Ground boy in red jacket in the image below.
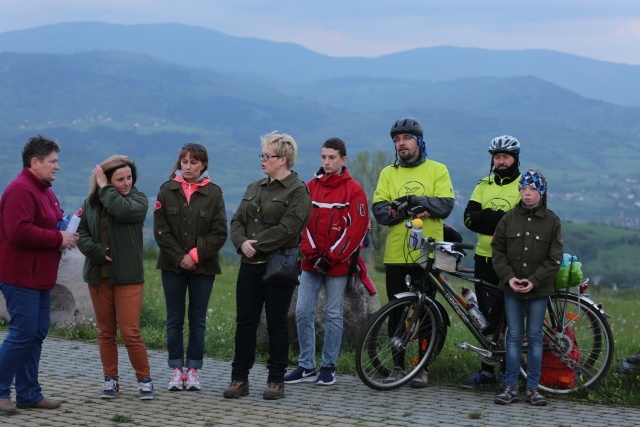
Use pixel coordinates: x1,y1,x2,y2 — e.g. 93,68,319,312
285,138,369,386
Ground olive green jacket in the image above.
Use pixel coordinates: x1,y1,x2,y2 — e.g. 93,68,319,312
231,171,311,263
154,178,227,275
77,185,148,285
492,201,563,299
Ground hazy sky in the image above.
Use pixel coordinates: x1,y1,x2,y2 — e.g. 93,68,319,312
1,0,639,65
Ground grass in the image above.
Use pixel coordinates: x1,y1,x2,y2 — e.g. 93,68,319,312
40,259,640,406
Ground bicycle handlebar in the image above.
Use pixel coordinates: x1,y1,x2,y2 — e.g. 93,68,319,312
424,236,474,251
453,242,474,250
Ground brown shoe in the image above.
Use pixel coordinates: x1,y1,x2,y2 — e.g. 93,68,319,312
16,398,61,410
0,398,17,415
263,382,285,400
222,380,249,398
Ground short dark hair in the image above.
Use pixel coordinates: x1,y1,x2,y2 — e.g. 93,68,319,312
22,135,60,168
322,137,347,157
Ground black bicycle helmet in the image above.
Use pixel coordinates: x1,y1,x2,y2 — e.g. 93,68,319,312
488,135,520,154
390,118,423,138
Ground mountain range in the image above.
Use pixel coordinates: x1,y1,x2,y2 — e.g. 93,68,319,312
1,22,639,107
0,22,639,232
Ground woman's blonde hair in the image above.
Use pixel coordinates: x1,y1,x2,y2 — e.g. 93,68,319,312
88,154,136,205
261,132,297,169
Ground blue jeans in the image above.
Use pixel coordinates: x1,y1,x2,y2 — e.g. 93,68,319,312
0,282,50,406
503,293,548,389
162,271,215,369
231,263,295,383
296,270,347,369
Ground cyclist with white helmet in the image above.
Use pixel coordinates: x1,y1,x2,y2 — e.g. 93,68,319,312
459,135,522,389
372,117,455,389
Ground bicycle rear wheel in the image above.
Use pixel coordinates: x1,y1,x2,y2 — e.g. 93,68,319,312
355,295,444,390
520,292,614,394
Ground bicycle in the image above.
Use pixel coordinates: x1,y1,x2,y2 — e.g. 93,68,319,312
355,220,614,394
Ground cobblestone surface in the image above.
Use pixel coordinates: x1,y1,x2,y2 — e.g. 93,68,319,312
1,331,639,426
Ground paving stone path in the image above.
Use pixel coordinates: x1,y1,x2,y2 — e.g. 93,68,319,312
1,331,639,426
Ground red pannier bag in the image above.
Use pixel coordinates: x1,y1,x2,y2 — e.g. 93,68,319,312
540,326,580,389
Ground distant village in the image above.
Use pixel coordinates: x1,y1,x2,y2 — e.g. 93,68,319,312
549,175,640,230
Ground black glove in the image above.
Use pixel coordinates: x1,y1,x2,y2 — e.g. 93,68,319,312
482,208,506,226
390,195,411,216
407,204,428,216
311,256,332,273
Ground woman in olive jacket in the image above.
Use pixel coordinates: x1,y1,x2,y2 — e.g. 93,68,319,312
223,132,311,401
154,143,227,391
77,155,155,400
491,169,563,407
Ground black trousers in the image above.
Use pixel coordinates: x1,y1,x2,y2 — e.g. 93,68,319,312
474,254,505,373
231,263,295,383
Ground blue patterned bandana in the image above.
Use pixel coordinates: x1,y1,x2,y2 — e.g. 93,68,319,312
518,170,546,195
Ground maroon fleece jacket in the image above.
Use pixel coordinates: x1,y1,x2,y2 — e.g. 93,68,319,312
0,168,63,289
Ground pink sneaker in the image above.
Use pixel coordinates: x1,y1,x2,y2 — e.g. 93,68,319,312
186,368,202,390
168,368,186,391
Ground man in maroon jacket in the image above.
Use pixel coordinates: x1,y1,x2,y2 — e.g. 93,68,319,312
0,135,78,415
284,137,369,386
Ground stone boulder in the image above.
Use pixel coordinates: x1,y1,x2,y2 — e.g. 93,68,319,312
257,275,381,350
0,248,95,328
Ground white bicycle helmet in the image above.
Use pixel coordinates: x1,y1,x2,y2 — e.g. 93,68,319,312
488,135,520,154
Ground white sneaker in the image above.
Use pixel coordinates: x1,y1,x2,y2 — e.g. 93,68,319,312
185,368,201,391
168,368,186,391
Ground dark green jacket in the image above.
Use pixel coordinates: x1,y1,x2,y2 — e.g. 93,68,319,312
77,185,148,285
492,201,563,299
153,178,227,274
231,171,311,263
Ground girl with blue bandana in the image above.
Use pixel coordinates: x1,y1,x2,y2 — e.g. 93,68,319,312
491,169,564,406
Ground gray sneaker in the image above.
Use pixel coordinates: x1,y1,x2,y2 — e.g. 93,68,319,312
410,370,428,388
99,378,120,399
137,379,155,400
524,387,547,406
383,366,405,384
494,386,520,404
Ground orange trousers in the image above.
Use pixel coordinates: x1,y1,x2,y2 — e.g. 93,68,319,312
88,280,151,381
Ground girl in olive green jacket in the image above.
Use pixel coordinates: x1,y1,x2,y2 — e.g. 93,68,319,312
77,155,155,400
153,143,227,391
491,169,563,407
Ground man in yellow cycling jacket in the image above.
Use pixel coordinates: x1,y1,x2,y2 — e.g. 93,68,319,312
372,117,455,388
459,135,522,389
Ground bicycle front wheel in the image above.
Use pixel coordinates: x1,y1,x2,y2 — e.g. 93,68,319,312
355,295,444,390
520,292,614,394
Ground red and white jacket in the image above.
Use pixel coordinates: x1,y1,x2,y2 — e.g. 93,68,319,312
300,167,369,276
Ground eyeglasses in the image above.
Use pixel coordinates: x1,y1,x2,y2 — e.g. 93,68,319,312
393,134,417,143
259,154,282,161
182,143,206,152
